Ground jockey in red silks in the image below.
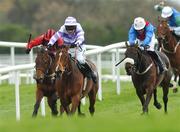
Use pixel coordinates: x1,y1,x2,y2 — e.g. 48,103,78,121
128,17,167,74
25,29,63,54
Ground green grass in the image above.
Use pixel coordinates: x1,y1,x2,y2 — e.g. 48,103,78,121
0,81,180,132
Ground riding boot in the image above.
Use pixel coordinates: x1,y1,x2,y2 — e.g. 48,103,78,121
153,51,167,74
82,62,97,83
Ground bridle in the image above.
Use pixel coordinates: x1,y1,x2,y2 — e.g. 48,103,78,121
158,22,179,54
34,53,55,81
55,50,72,76
127,47,153,75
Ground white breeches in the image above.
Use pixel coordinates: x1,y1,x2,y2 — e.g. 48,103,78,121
173,27,180,36
68,45,86,64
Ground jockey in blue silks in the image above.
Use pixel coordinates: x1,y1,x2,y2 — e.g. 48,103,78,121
154,4,180,37
128,17,167,74
48,16,96,83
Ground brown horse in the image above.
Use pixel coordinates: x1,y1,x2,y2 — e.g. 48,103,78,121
157,19,180,92
54,46,98,116
32,47,58,117
124,44,172,114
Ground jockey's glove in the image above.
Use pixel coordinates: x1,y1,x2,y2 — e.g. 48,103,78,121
25,48,31,54
47,44,53,50
75,40,82,47
140,45,150,50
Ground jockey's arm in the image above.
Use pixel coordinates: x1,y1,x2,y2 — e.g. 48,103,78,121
75,31,85,46
143,31,154,46
26,35,44,49
74,24,85,46
128,26,137,45
142,24,154,46
48,31,61,46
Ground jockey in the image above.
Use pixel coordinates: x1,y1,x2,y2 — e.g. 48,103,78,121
154,4,180,38
47,16,97,83
128,17,167,74
25,29,63,55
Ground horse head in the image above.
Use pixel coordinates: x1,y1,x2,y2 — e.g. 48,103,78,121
34,46,52,83
157,18,170,40
54,46,71,76
157,17,178,53
124,44,150,75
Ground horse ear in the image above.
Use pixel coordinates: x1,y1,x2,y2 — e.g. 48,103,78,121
125,41,129,48
134,41,139,48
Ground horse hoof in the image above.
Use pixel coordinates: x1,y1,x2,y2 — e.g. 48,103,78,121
78,113,85,117
52,112,58,116
32,114,37,118
173,88,178,93
154,103,162,109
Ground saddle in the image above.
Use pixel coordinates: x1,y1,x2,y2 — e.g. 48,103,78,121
146,51,167,74
70,56,87,76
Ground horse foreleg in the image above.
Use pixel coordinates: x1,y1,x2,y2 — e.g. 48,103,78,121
88,88,97,116
70,95,80,115
162,86,169,113
153,89,162,109
60,100,70,115
143,88,153,114
32,89,43,117
78,101,85,117
47,96,58,116
135,90,145,108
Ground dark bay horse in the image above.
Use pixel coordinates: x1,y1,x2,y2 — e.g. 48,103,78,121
157,19,180,92
32,47,58,117
124,44,172,114
54,46,98,116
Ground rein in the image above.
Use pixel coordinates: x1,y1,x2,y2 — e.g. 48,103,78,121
55,51,72,75
134,49,153,75
161,40,180,54
135,63,153,75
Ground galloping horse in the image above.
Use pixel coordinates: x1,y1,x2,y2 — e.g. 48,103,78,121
124,44,172,114
32,47,58,117
54,46,98,116
157,19,180,92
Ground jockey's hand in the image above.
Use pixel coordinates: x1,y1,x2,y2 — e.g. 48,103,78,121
47,44,53,50
25,48,31,54
75,40,82,47
169,27,175,32
140,45,150,50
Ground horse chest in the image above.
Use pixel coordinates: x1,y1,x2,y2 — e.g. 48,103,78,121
38,85,56,96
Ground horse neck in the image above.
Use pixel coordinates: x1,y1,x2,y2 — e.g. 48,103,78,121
165,30,177,48
136,52,152,73
46,56,54,74
67,57,78,73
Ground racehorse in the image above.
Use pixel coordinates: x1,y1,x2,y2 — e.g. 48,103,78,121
32,47,58,117
54,46,98,116
123,44,172,114
157,19,180,92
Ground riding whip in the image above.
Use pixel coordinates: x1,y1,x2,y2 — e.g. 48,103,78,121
115,57,126,67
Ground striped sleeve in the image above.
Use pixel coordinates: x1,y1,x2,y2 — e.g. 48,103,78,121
48,30,62,46
76,24,85,44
